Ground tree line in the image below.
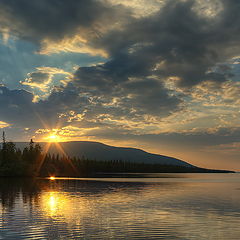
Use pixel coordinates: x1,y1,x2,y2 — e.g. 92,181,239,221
0,132,42,176
0,132,231,177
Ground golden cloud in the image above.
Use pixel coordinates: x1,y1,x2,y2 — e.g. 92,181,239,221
0,121,10,128
39,36,108,58
21,67,72,92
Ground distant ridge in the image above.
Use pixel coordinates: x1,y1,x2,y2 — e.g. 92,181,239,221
15,141,193,167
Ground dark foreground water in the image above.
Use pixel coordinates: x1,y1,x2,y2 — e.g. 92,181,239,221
0,174,240,240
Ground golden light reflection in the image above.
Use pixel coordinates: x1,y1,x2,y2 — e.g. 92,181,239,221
49,194,56,210
41,191,88,220
49,176,56,180
44,192,63,216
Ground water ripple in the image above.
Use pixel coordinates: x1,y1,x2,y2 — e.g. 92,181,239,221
0,174,240,239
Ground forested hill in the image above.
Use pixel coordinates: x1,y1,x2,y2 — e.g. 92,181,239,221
15,141,192,167
0,140,234,177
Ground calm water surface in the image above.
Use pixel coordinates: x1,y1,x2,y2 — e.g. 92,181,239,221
0,173,240,239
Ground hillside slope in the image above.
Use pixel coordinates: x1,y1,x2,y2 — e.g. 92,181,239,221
15,141,193,167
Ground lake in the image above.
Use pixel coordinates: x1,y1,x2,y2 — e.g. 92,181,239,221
1,173,240,239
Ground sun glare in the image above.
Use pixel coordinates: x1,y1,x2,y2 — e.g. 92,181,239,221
47,134,61,142
50,176,56,180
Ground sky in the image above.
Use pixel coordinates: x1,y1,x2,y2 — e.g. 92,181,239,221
0,0,239,171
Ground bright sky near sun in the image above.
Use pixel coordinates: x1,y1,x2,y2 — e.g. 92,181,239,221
0,0,239,170
46,135,62,142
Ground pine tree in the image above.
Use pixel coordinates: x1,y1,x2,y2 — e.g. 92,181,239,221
2,131,6,160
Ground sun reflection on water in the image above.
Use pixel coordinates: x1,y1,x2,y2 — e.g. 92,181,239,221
42,191,70,217
41,190,89,222
46,192,60,216
1,176,240,239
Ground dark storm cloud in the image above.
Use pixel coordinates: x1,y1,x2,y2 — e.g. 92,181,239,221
0,0,126,43
74,64,182,117
84,0,240,87
1,0,240,89
69,0,240,121
122,79,182,114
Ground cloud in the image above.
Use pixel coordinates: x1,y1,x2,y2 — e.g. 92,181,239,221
0,120,10,128
0,38,103,94
2,0,240,87
0,86,38,127
205,142,240,155
73,66,183,118
1,0,240,129
23,72,51,89
39,36,108,57
0,85,67,129
1,0,240,116
21,67,72,91
82,0,239,88
107,0,164,18
0,0,130,55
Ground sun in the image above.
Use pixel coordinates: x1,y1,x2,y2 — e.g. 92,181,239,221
47,134,61,142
